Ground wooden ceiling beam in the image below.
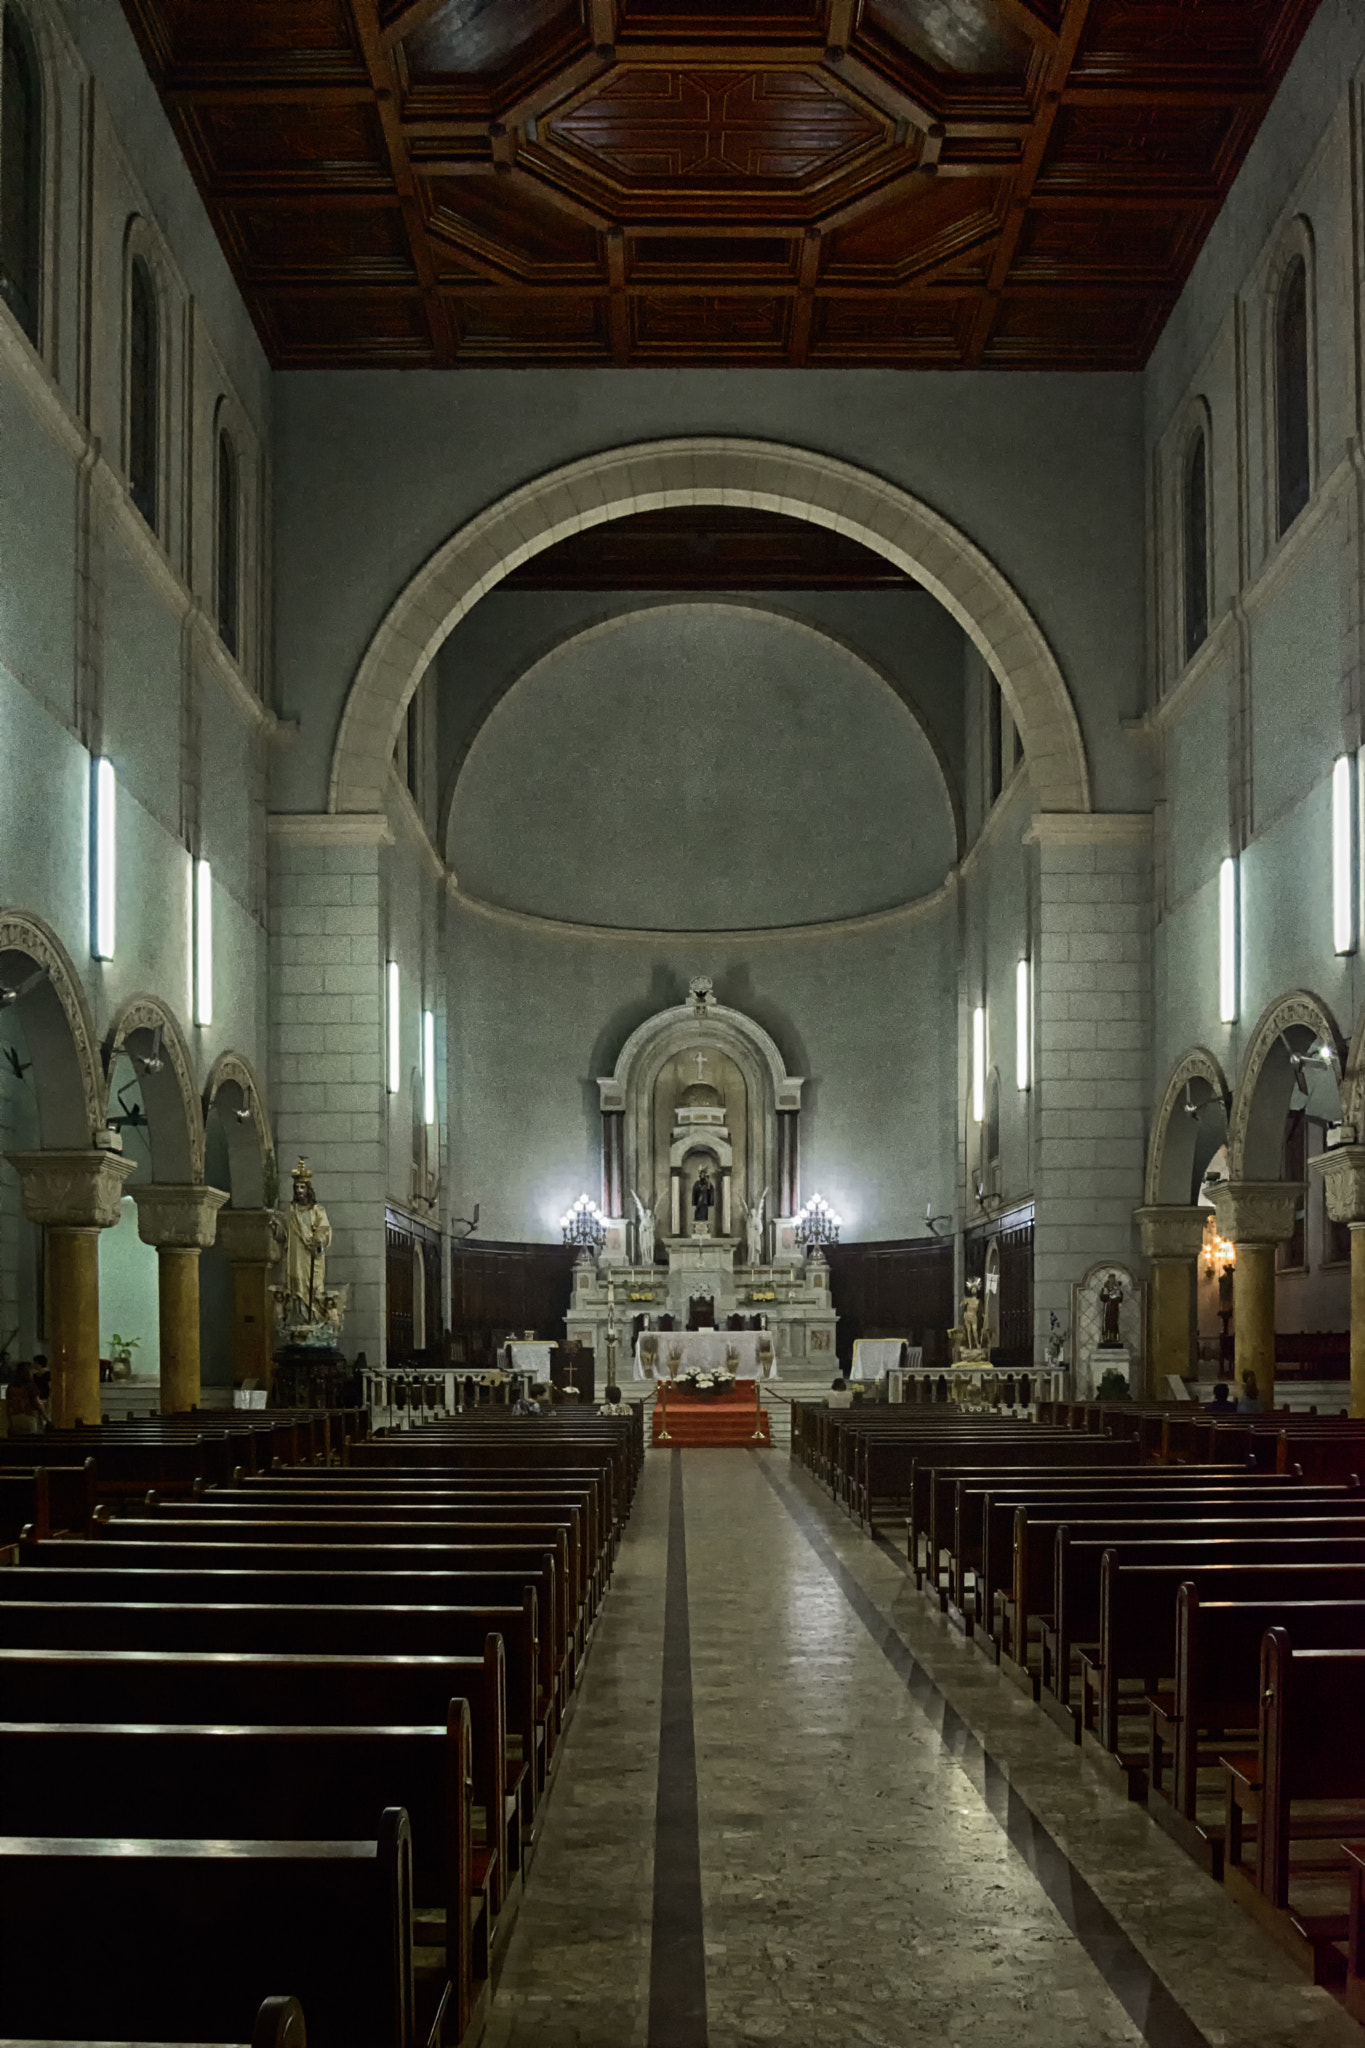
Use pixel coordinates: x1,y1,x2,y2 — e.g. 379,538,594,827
963,0,1095,366
991,0,1060,48
379,0,451,48
788,228,821,364
347,0,457,365
164,82,375,106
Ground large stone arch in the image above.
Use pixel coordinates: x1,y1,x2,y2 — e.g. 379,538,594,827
103,996,205,1184
436,598,967,868
1145,1047,1232,1206
1228,990,1345,1182
203,1051,275,1208
0,910,105,1147
331,438,1090,818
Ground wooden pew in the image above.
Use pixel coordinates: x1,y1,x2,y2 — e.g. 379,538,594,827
1222,1635,1365,1985
0,1452,96,1534
0,1992,308,2048
0,1715,480,2044
0,1810,434,2048
902,1435,1141,1566
1146,1585,1365,1872
0,1467,49,1545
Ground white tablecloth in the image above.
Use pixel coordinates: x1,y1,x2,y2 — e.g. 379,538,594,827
634,1331,776,1380
850,1338,908,1381
508,1341,555,1378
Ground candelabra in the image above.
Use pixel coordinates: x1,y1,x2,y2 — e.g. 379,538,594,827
795,1191,842,1260
561,1193,606,1258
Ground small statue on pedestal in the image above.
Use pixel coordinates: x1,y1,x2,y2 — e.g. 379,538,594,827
691,1166,716,1235
960,1280,984,1354
631,1189,658,1266
1099,1271,1125,1348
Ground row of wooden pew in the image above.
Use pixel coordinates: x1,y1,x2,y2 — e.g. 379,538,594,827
0,1404,644,2046
792,1398,1365,2004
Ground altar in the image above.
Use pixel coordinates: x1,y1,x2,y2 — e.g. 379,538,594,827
633,1329,775,1380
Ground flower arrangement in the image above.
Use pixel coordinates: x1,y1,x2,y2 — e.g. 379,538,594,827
674,1367,736,1397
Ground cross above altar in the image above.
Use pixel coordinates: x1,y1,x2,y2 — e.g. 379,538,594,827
693,1051,710,1084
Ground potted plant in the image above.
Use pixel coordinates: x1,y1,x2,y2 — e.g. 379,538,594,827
108,1333,140,1381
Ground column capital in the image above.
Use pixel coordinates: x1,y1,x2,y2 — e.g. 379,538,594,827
216,1206,287,1266
1308,1146,1365,1226
1212,1179,1301,1246
1134,1205,1207,1261
132,1184,230,1251
4,1148,138,1229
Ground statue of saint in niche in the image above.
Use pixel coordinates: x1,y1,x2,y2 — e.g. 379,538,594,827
691,1166,716,1233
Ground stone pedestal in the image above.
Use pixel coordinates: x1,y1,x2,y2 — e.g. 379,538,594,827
4,1149,138,1426
132,1185,230,1414
216,1208,286,1392
1135,1206,1206,1397
1310,1147,1365,1418
1212,1182,1301,1412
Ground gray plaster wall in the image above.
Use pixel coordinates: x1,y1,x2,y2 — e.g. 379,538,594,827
272,368,1148,819
447,603,956,931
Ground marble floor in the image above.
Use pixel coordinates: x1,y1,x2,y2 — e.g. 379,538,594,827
484,1447,1360,2048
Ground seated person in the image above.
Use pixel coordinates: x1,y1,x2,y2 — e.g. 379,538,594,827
513,1382,547,1416
1206,1379,1235,1413
598,1383,629,1418
827,1375,853,1410
5,1362,48,1434
1237,1371,1264,1414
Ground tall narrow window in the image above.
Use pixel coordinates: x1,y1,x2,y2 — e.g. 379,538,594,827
1275,254,1310,537
0,8,41,344
1182,428,1209,662
128,255,159,531
215,425,240,657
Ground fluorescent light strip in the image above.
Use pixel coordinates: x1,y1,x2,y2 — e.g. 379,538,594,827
972,1005,986,1124
1219,856,1239,1024
194,859,213,1027
387,961,401,1096
1333,754,1355,954
423,1009,436,1126
92,757,116,960
1016,958,1030,1091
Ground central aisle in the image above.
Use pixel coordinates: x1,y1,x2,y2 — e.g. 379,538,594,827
485,1451,1359,2048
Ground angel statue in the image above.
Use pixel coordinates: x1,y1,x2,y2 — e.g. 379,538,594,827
740,1187,768,1267
631,1190,659,1267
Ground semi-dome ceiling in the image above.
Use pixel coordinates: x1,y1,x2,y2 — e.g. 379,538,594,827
121,0,1319,369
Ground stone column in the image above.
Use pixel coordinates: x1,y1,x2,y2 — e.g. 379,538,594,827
3,1150,138,1427
216,1208,285,1392
1310,1147,1365,1418
721,1168,732,1237
132,1186,230,1414
670,1167,682,1237
1134,1206,1206,1398
1212,1182,1302,1413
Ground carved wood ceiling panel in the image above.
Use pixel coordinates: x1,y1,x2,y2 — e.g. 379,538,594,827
121,0,1321,368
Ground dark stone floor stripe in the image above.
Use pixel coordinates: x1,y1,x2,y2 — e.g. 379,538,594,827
648,1450,709,2048
756,1456,1211,2048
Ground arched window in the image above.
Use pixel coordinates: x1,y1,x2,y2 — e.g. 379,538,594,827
0,7,42,345
215,424,240,657
1182,426,1209,661
128,254,159,530
1275,253,1311,537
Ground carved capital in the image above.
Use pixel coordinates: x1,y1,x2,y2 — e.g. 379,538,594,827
4,1148,138,1229
1212,1180,1302,1247
1134,1205,1207,1262
1308,1146,1365,1226
132,1184,230,1251
215,1206,287,1266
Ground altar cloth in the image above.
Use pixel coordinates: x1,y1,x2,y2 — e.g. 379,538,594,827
633,1330,776,1380
850,1337,909,1381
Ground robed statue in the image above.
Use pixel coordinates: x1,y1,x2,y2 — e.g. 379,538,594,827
740,1187,768,1267
283,1159,333,1319
691,1166,716,1231
631,1189,658,1266
1099,1271,1125,1348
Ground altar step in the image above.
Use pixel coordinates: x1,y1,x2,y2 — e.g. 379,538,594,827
651,1398,772,1448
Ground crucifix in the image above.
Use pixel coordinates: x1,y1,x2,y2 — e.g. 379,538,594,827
693,1051,709,1084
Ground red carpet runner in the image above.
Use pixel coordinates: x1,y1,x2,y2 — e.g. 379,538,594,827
651,1383,772,1447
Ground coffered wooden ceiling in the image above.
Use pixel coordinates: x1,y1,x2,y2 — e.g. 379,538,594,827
122,0,1322,370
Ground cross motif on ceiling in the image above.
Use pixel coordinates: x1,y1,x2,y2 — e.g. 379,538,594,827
553,69,880,185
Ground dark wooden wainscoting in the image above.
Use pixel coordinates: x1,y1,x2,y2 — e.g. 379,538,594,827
825,1237,955,1371
385,1209,444,1364
448,1240,577,1366
964,1207,1035,1375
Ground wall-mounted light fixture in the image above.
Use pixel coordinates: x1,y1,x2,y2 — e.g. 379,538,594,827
1333,754,1356,954
91,756,116,960
972,1005,986,1123
1218,856,1239,1024
422,1008,436,1126
1015,958,1030,1091
387,960,401,1095
194,859,213,1027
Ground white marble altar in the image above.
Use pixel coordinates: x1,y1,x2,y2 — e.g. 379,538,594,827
633,1330,774,1380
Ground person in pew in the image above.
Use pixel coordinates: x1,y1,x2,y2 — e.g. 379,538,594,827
4,1363,47,1435
514,1384,547,1416
29,1356,49,1404
1238,1372,1264,1414
1205,1381,1235,1414
828,1377,853,1411
598,1385,629,1418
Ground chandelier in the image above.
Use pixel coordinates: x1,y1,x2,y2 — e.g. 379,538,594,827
1200,1213,1235,1276
561,1193,606,1255
795,1192,842,1256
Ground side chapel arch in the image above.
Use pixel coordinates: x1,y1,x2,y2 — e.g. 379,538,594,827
203,1051,274,1208
0,909,105,1147
1227,991,1344,1182
1146,1047,1231,1206
331,438,1090,819
104,995,205,1184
